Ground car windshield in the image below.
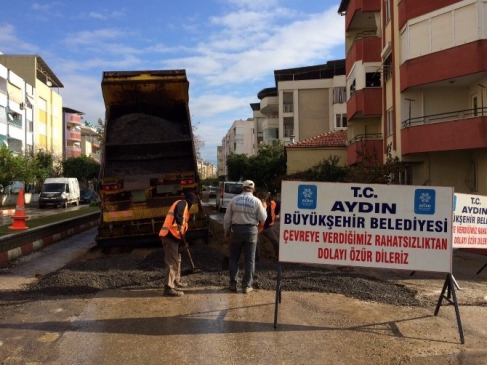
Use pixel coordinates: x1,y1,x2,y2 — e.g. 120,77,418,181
225,184,243,194
42,183,65,193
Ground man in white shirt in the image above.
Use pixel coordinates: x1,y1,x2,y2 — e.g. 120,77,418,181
223,180,267,294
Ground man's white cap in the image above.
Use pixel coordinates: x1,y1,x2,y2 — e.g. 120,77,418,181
242,180,255,190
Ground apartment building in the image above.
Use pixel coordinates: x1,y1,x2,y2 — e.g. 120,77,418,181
219,118,254,177
197,161,218,180
0,54,64,158
251,61,347,155
0,63,34,155
80,123,101,163
338,0,487,193
217,146,225,178
64,107,83,159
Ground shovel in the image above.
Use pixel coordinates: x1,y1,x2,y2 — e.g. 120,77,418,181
179,228,200,274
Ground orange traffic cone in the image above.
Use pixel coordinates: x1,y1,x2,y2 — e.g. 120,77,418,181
9,188,29,230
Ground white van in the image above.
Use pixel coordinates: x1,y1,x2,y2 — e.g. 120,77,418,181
216,181,243,212
38,177,80,208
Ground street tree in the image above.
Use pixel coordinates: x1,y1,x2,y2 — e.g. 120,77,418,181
62,155,101,187
226,152,249,181
0,144,16,191
248,140,286,194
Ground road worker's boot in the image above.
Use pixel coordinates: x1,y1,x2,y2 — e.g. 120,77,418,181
164,286,184,297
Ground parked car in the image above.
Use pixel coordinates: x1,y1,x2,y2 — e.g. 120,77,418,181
208,186,218,198
80,189,100,205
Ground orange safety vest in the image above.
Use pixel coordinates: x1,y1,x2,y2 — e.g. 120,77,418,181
159,200,190,239
258,200,277,232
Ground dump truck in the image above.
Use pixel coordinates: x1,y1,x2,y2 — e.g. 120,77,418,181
95,69,210,247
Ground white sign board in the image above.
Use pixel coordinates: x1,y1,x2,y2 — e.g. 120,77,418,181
279,182,453,273
452,193,487,248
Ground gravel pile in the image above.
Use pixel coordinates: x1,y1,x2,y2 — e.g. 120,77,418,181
3,208,420,307
106,113,189,144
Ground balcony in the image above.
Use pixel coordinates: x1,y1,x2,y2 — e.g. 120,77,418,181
66,146,82,157
347,87,382,120
260,95,278,115
400,1,487,89
398,0,464,29
401,41,487,91
340,0,380,32
67,114,82,124
67,131,81,141
347,133,383,165
401,108,487,154
346,35,381,72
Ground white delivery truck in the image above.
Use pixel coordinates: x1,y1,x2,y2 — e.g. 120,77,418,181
216,181,243,212
38,177,80,208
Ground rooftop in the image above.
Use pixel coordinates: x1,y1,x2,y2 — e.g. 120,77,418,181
286,130,348,148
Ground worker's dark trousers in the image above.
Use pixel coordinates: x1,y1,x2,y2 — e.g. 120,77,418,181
161,235,181,289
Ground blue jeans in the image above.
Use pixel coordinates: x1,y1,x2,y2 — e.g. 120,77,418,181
229,225,258,289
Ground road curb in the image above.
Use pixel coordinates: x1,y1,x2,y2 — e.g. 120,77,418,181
0,213,99,266
0,208,16,216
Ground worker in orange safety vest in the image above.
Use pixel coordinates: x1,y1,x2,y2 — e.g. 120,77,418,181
159,191,197,297
257,192,281,260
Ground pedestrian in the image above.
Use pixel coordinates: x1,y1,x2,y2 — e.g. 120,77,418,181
223,180,267,293
257,192,281,260
159,191,198,297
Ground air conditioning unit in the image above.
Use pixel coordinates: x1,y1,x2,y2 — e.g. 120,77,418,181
19,103,25,110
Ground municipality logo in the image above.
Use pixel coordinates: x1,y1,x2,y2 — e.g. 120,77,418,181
414,189,436,215
297,184,317,209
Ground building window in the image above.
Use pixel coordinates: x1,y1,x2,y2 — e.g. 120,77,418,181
335,114,347,129
283,92,293,113
28,119,33,132
38,97,47,111
39,122,47,136
390,164,412,185
350,79,356,96
263,128,278,140
366,72,381,87
0,106,6,124
283,117,294,137
465,160,478,192
333,87,346,104
387,108,393,136
384,55,392,81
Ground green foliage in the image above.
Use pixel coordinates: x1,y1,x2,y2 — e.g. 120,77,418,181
0,147,57,192
0,144,16,190
249,140,287,193
226,152,249,181
300,155,347,182
62,155,101,185
95,118,105,145
225,140,287,194
14,153,38,187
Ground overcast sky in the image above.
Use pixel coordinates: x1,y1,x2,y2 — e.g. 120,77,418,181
0,0,345,165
